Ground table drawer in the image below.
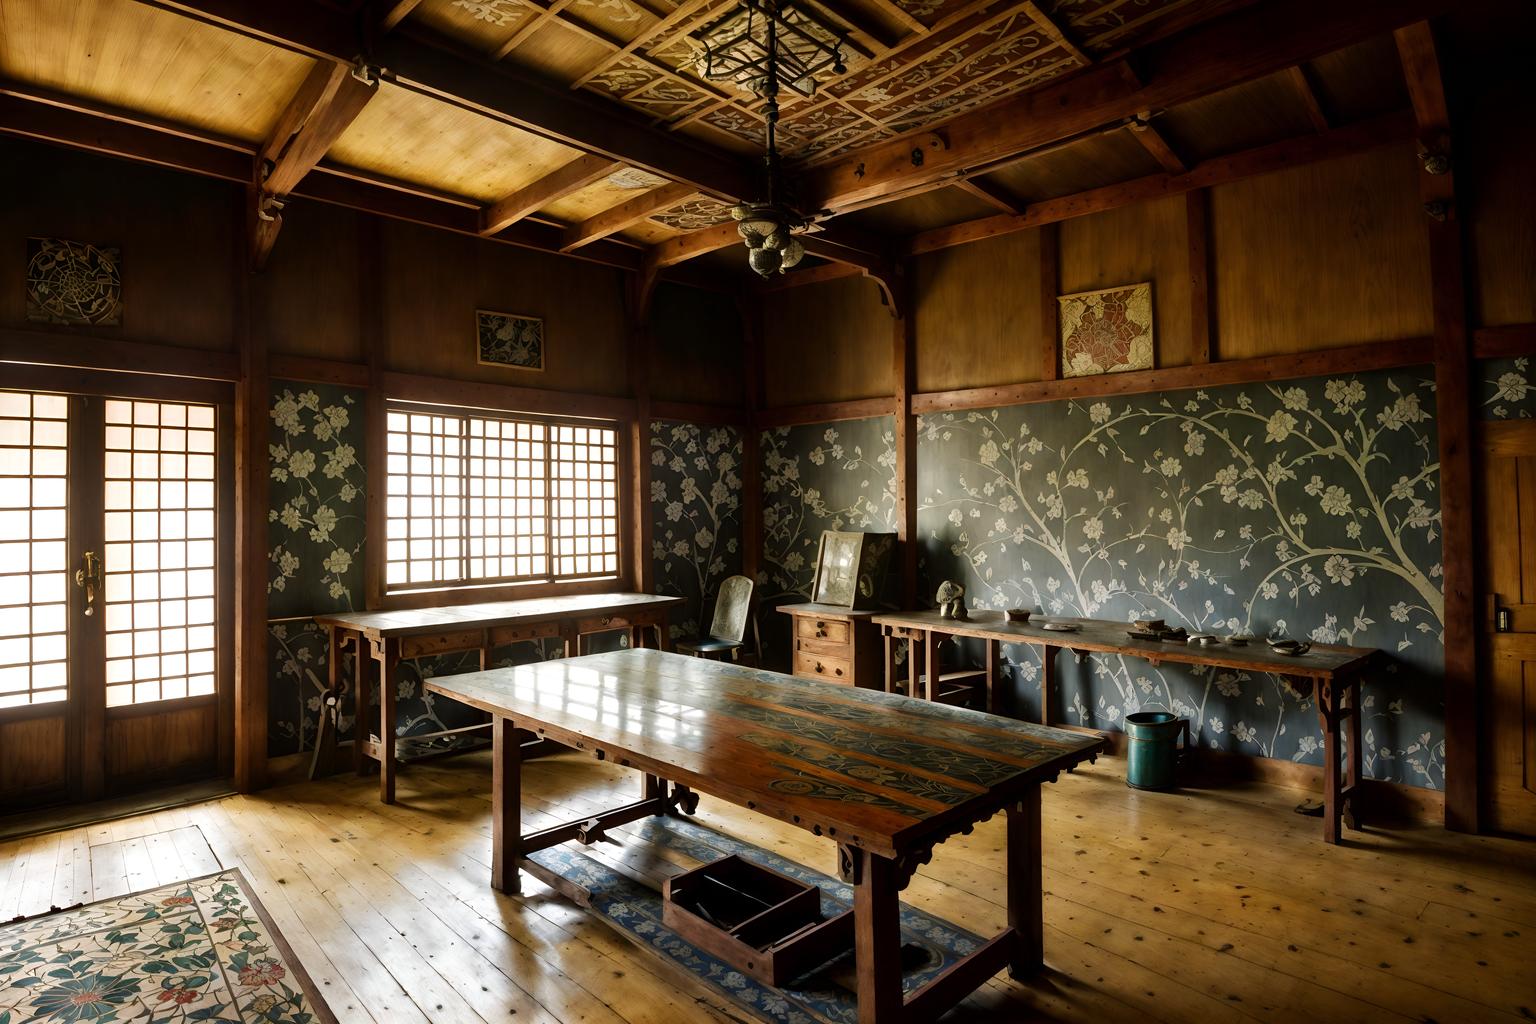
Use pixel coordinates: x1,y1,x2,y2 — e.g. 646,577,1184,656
795,617,850,644
794,651,852,684
795,636,849,659
577,611,661,633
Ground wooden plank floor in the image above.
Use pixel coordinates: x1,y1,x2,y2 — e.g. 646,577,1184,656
2,753,1533,1023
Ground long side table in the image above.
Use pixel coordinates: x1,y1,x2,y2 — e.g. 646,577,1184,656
426,649,1104,1024
874,610,1378,844
315,592,681,803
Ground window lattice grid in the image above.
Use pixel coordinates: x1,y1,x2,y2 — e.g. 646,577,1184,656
0,391,68,709
550,424,619,579
102,399,218,708
385,407,620,591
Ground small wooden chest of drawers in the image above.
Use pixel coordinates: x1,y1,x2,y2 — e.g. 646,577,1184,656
777,603,881,689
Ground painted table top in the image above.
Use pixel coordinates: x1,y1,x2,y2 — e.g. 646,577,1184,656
313,592,681,637
874,610,1378,680
426,648,1102,857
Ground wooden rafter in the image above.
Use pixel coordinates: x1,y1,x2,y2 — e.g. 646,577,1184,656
1021,1,1089,65
805,0,1455,213
571,0,723,90
906,109,1415,256
952,177,1025,215
480,154,623,235
492,0,579,61
1287,64,1331,132
133,0,756,201
561,182,697,251
644,220,741,271
259,59,378,268
1128,113,1186,173
379,0,425,32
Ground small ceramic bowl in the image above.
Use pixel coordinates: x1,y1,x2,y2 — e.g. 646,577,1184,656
1006,608,1032,624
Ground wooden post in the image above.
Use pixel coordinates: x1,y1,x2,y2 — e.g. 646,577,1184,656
1397,20,1478,832
627,276,655,595
1186,188,1213,364
739,291,764,590
360,215,386,611
893,265,918,609
851,849,903,1023
379,637,399,804
233,186,269,793
1006,788,1044,976
491,716,523,894
1039,223,1060,380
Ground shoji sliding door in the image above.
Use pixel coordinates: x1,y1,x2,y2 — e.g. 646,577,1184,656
0,371,233,810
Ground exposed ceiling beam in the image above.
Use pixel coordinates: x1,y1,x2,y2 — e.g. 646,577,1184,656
755,260,866,292
561,182,697,251
907,109,1415,256
480,154,622,235
0,88,645,272
130,0,756,201
1021,1,1089,65
644,221,742,271
804,0,1453,213
1286,64,1331,132
952,177,1026,215
253,59,378,268
379,0,426,33
1395,20,1453,208
1128,114,1186,173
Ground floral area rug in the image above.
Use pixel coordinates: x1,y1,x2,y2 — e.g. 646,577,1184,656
530,814,985,1024
0,869,335,1023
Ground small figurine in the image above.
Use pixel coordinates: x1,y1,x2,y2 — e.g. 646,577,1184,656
935,580,967,620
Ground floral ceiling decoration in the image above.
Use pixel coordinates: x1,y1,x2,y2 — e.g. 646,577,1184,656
649,421,744,642
916,367,1445,788
26,237,121,326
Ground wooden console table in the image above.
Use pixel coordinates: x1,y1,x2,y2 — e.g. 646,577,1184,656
776,602,882,688
874,610,1378,844
426,648,1103,1024
314,592,680,803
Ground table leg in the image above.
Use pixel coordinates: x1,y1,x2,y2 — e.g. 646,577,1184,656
850,848,904,1024
1344,676,1363,830
1007,787,1044,976
353,632,371,777
1317,680,1342,844
924,630,939,702
1040,644,1056,726
985,638,999,715
905,636,915,697
491,716,523,895
559,621,576,658
883,629,896,694
379,637,399,805
654,620,671,652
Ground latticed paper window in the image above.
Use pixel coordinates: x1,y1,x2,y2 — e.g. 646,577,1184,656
0,392,68,708
385,405,620,592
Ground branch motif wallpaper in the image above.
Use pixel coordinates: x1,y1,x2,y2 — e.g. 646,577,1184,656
760,416,899,666
649,421,744,642
916,367,1445,788
1481,356,1536,419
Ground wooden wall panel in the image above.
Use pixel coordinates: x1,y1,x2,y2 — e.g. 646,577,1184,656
0,138,235,350
1059,195,1193,369
260,202,364,363
913,229,1044,393
649,283,745,405
380,220,630,396
105,703,218,786
1211,143,1431,359
1466,78,1536,327
0,713,67,803
762,276,895,406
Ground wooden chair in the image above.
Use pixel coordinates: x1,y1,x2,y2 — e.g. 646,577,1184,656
677,575,759,663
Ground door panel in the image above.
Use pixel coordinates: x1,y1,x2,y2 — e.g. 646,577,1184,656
1479,422,1536,836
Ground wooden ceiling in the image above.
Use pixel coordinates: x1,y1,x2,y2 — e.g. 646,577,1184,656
0,0,1460,287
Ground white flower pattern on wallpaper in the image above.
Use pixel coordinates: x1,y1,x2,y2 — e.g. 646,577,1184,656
1482,356,1536,419
917,368,1445,788
267,387,364,610
650,422,743,640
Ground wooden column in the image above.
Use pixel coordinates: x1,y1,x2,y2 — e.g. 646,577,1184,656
233,187,269,792
893,264,918,609
491,716,523,894
739,291,764,587
1039,223,1061,381
360,215,386,611
628,276,655,594
1186,188,1213,364
1398,20,1478,832
850,849,903,1023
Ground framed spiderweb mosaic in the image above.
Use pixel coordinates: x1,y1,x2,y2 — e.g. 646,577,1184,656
26,237,122,326
1058,281,1153,378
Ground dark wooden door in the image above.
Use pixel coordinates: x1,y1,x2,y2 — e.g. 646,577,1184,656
1479,420,1536,836
0,372,233,811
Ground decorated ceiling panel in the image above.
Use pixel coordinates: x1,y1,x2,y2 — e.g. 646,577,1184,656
404,0,1241,167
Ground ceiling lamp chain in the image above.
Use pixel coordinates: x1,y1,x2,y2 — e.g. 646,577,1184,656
696,0,845,277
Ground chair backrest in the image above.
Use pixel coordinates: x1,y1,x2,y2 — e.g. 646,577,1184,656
707,575,754,644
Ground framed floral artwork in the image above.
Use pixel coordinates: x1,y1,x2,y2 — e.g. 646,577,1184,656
477,309,544,371
26,237,122,326
1058,282,1153,378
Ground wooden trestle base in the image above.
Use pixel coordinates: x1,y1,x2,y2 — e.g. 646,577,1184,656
487,717,1054,1024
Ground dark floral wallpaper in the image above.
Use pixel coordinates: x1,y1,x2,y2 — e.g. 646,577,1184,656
650,421,744,643
1480,356,1536,419
759,416,899,666
915,367,1445,788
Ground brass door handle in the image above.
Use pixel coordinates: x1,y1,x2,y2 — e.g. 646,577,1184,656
75,550,103,616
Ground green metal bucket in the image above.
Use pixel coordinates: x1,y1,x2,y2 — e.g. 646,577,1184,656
1124,711,1186,791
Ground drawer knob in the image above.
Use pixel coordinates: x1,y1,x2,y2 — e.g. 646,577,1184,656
815,621,827,636
835,667,843,677
814,662,824,673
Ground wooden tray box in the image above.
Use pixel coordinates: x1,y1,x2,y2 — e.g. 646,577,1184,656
662,854,854,985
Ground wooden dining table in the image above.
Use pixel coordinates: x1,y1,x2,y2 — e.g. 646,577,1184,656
874,609,1380,844
314,592,680,803
426,648,1103,1024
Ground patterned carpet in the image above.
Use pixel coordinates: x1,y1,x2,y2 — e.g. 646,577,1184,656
0,869,334,1024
